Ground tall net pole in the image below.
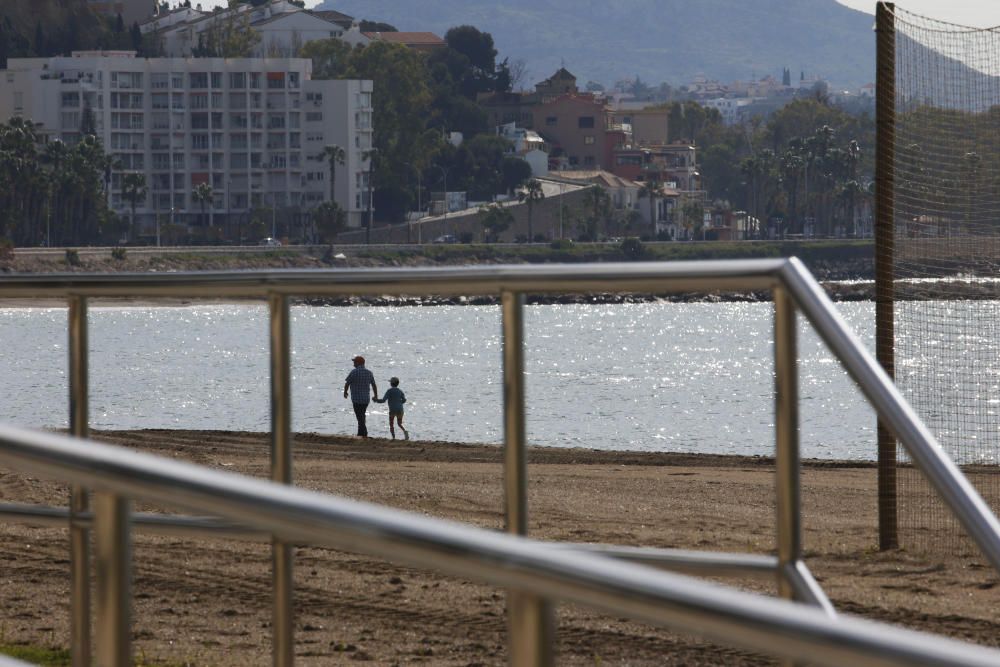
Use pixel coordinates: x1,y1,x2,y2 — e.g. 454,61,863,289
874,1,898,550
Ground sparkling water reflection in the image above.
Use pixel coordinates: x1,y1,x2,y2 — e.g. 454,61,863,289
0,302,878,459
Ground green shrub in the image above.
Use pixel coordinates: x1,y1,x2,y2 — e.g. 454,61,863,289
111,247,127,261
549,238,575,250
620,237,644,260
65,249,80,266
0,238,13,261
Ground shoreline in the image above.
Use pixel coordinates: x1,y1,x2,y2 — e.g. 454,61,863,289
6,281,1000,308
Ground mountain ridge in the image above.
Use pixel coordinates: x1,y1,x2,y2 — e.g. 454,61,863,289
315,0,875,88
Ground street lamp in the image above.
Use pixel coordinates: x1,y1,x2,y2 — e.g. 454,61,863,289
403,161,423,244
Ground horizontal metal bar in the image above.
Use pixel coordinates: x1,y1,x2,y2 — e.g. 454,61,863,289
0,425,997,667
0,260,784,299
552,544,778,578
0,502,258,540
778,258,1000,573
0,502,778,579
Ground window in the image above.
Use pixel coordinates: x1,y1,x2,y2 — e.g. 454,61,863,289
356,92,371,108
288,72,299,88
211,92,223,108
152,93,169,109
578,116,595,129
545,116,557,126
62,92,80,108
189,72,208,89
250,72,262,89
151,73,168,89
152,153,171,170
210,72,222,89
305,112,322,122
584,136,595,145
230,72,246,89
190,113,209,130
266,72,285,89
171,72,183,88
190,93,208,109
191,134,209,150
230,112,248,129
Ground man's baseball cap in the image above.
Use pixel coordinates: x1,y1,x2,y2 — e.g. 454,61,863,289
352,355,365,364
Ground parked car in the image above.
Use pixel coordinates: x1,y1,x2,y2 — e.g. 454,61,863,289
259,237,282,247
432,234,458,244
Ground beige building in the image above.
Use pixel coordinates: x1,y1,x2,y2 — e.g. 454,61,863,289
533,94,614,170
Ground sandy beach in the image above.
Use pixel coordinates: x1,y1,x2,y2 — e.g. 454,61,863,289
0,429,997,665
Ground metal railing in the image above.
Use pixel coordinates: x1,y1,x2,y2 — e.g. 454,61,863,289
0,259,998,666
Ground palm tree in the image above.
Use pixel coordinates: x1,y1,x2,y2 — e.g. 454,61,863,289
581,185,611,240
516,178,545,241
638,177,664,239
193,182,214,230
321,144,346,204
122,173,146,243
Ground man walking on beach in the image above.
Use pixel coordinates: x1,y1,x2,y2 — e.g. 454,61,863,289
344,355,378,437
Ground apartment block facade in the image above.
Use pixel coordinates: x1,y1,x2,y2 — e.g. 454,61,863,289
0,51,372,237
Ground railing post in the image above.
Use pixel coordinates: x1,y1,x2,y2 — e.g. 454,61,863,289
93,492,131,667
68,295,91,667
773,287,800,601
269,293,294,667
875,0,899,551
500,290,554,667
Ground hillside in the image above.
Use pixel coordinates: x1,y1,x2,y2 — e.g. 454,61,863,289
317,0,874,89
0,0,110,64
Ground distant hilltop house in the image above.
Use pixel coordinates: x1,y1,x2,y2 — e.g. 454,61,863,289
141,0,371,58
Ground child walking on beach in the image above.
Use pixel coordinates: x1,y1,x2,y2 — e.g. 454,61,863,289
374,376,409,440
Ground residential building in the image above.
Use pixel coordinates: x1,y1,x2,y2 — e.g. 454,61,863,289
556,169,680,237
0,51,372,237
143,0,369,58
534,67,578,99
497,122,548,176
533,93,619,170
303,78,373,228
610,106,669,145
701,97,754,125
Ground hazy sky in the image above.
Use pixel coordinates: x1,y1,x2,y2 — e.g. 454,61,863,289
252,0,1000,28
206,0,1000,28
836,0,1000,27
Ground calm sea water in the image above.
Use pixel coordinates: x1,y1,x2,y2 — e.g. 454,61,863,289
0,301,885,459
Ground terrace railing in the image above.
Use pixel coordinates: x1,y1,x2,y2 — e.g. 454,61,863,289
0,259,998,667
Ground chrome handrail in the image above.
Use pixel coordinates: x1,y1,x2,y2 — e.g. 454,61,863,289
1,258,999,666
0,423,998,667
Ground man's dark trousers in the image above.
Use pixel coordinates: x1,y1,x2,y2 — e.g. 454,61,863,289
353,402,369,437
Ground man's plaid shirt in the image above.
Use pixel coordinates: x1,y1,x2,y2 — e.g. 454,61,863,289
345,366,374,403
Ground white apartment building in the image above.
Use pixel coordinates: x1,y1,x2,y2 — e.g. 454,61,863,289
0,51,373,236
142,1,369,59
